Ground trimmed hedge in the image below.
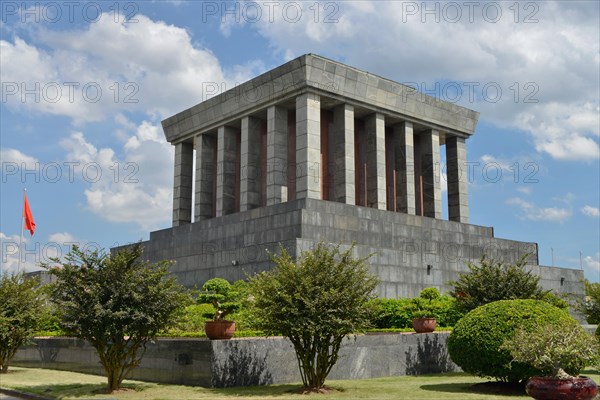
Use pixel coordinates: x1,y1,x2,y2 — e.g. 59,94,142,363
370,294,464,329
448,299,577,383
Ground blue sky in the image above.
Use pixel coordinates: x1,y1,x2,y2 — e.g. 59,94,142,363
1,1,599,280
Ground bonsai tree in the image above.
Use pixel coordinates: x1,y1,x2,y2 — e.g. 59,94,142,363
197,278,241,321
248,242,378,391
0,274,44,373
411,287,441,319
501,321,598,379
45,244,189,392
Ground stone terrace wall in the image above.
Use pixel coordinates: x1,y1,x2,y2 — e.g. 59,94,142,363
13,333,458,388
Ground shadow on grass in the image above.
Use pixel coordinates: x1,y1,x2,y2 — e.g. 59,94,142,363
420,381,527,397
9,382,150,399
206,384,345,398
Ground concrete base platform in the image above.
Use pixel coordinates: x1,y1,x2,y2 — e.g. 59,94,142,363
119,198,585,298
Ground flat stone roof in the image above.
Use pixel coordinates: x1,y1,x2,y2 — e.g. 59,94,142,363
162,54,480,144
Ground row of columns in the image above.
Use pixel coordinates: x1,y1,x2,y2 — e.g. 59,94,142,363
172,93,469,226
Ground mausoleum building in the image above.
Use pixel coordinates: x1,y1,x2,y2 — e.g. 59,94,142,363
130,54,583,297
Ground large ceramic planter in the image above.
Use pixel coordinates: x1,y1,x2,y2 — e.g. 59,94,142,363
526,376,598,400
412,318,436,333
204,320,236,340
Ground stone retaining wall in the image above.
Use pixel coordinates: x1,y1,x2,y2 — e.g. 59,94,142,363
13,332,458,388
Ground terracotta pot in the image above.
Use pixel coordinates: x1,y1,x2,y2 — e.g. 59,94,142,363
204,320,236,340
526,376,598,400
412,318,436,333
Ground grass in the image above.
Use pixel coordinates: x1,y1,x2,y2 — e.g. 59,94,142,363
4,367,599,400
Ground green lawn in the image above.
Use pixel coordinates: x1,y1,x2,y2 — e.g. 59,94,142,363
4,367,599,400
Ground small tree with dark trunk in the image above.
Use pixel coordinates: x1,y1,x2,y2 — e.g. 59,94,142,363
0,274,44,373
449,255,550,312
248,242,378,391
45,244,188,392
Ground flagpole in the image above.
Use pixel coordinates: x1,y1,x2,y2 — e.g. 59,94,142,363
18,189,25,276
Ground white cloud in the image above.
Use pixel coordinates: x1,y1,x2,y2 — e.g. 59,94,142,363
517,103,600,161
517,187,532,194
0,147,38,168
506,197,572,223
480,154,513,172
1,13,260,123
0,231,89,275
59,119,174,231
440,169,447,193
248,1,599,161
582,205,600,217
553,193,576,205
47,232,78,244
0,232,39,274
583,253,600,281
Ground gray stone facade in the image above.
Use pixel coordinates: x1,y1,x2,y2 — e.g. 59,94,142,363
125,198,583,297
114,53,584,297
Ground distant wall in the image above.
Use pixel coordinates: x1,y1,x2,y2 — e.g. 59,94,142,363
13,333,458,388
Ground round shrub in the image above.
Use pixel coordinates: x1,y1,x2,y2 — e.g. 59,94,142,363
448,299,577,383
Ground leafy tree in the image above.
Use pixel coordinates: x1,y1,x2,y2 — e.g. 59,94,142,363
449,255,551,312
0,274,44,373
573,280,600,325
45,244,189,392
248,242,378,391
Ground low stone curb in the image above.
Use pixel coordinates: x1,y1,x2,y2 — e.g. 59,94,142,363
0,387,53,400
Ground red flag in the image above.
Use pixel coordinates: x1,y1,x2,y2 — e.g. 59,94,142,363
23,193,36,236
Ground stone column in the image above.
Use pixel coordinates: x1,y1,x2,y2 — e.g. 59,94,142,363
420,129,442,219
240,116,262,211
195,134,216,221
446,136,469,223
332,104,355,204
393,122,416,215
365,113,387,210
266,106,288,205
295,93,321,200
216,126,238,217
172,141,193,226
